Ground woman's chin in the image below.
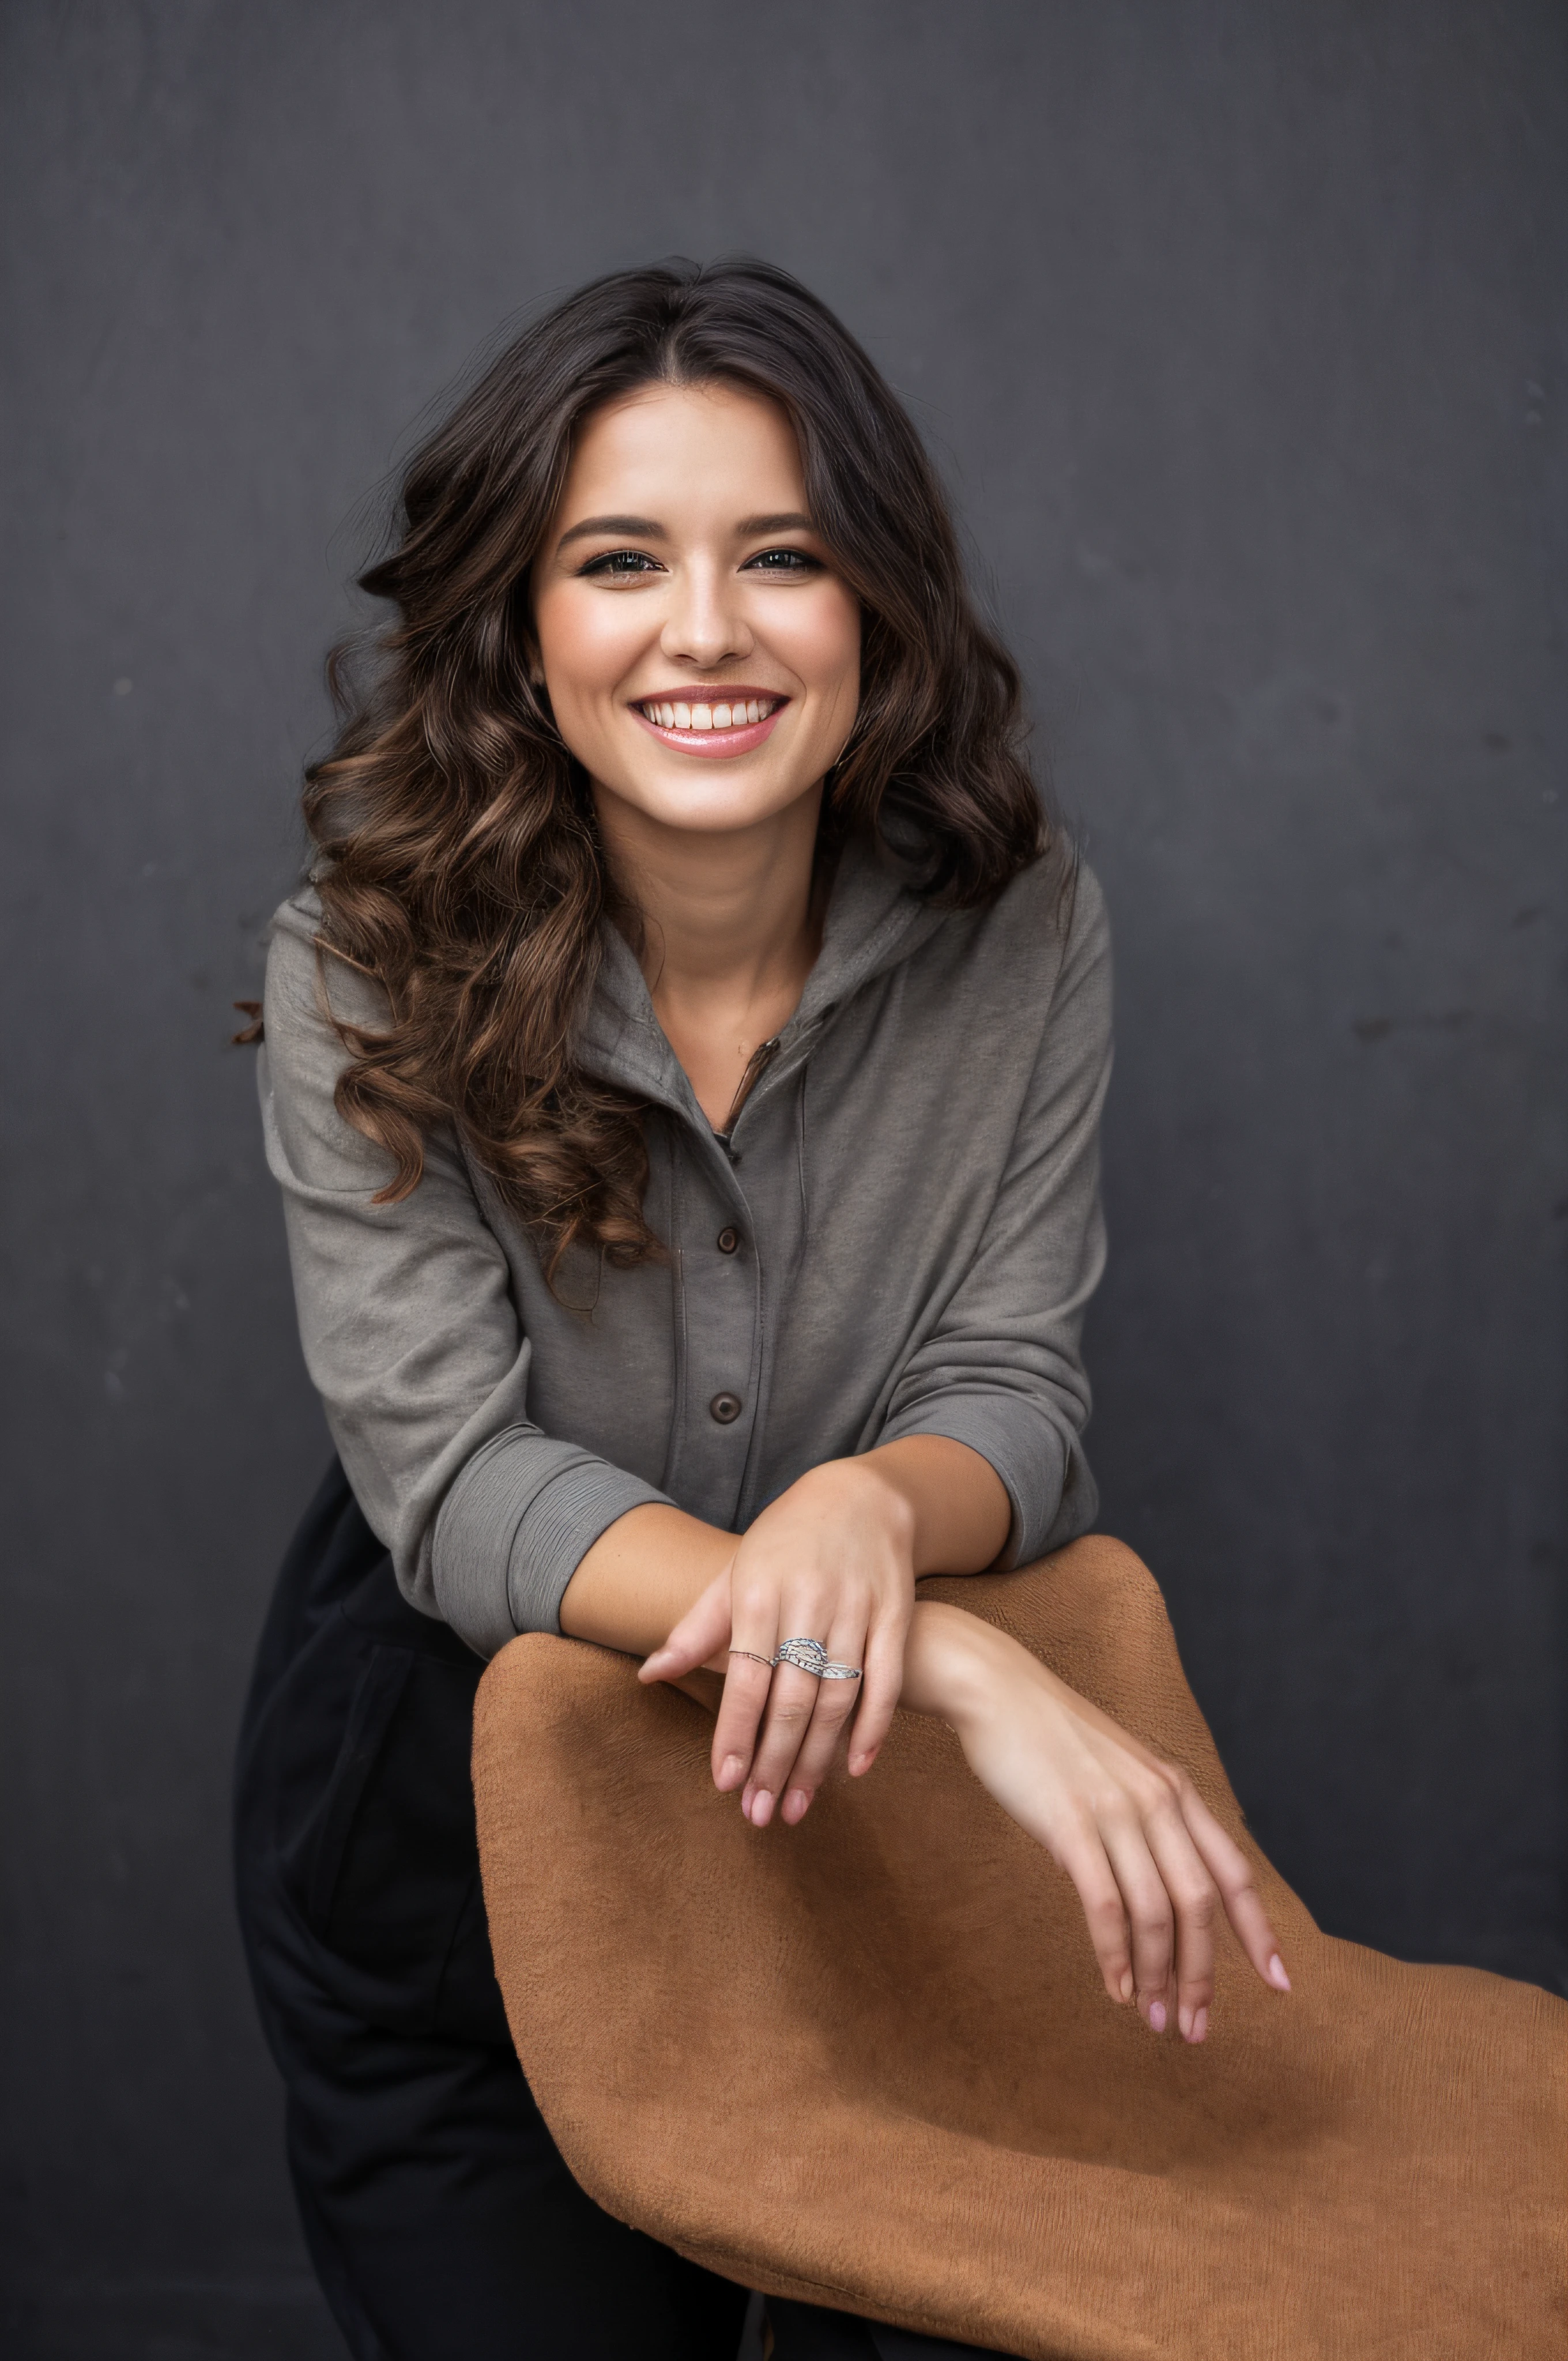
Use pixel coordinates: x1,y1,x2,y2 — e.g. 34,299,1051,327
591,764,824,840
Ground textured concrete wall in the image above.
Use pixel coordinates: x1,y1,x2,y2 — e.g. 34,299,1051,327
2,3,1562,2351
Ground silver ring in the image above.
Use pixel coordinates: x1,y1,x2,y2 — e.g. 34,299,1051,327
727,1650,776,1671
775,1636,828,1677
774,1636,862,1682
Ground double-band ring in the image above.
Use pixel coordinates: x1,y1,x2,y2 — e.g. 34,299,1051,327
726,1640,863,1682
775,1636,863,1682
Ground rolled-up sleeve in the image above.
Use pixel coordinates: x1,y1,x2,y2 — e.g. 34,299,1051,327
258,893,671,1655
875,863,1111,1563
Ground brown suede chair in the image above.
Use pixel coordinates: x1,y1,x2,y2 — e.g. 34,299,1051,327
473,1537,1568,2360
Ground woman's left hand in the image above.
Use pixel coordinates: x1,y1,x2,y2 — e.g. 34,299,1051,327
903,1600,1292,2042
639,1456,919,1827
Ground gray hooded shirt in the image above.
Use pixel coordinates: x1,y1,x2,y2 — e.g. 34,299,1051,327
259,836,1112,1660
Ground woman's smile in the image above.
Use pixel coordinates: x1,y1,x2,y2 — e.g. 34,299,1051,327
631,687,789,757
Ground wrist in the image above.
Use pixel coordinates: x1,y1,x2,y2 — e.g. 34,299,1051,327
900,1598,1019,1731
785,1454,918,1554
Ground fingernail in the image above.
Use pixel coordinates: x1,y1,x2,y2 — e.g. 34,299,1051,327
1191,2006,1208,2043
783,1787,810,1822
741,1782,756,1817
1268,1953,1292,1993
751,1790,775,1827
1148,2000,1167,2034
1119,1970,1134,2004
717,1755,744,1790
1178,2004,1193,2042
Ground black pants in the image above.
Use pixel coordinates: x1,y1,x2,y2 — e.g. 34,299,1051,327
234,1461,1016,2361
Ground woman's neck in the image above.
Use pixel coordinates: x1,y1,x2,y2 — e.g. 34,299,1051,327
594,781,826,1130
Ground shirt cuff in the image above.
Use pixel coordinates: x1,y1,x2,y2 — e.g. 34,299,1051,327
876,1391,1097,1568
432,1425,674,1657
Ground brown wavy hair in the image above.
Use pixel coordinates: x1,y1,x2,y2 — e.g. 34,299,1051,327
302,257,1046,1276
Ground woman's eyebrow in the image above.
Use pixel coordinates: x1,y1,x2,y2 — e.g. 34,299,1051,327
555,514,666,550
554,508,817,555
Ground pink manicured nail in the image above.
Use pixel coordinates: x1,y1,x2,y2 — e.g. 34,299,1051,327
1148,2001,1167,2034
1267,1953,1292,1993
784,1787,810,1822
717,1755,744,1790
1178,2005,1193,2041
1190,2006,1208,2043
751,1790,775,1827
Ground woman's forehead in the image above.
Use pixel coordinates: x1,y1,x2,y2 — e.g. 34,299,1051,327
560,381,806,514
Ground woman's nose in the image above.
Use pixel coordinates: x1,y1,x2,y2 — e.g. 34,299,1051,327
659,559,753,670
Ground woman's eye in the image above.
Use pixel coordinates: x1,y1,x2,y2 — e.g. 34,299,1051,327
581,549,663,578
743,548,820,574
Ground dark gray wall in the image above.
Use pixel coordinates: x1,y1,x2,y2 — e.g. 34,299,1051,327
3,3,1563,2353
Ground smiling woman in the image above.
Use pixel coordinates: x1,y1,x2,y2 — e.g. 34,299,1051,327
235,260,1290,2361
530,380,862,1129
299,262,1041,1279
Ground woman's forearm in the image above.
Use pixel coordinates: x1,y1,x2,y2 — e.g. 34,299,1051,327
560,1436,1009,1663
559,1503,734,1657
858,1435,1012,1576
898,1594,1007,1721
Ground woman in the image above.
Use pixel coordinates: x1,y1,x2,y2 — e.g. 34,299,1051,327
236,258,1289,2361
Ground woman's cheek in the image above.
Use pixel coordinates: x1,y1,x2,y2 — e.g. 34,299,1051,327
807,593,861,729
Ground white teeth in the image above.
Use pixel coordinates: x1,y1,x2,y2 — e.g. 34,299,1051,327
644,695,778,731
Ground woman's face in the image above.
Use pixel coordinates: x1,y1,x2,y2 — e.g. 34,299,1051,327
532,381,861,843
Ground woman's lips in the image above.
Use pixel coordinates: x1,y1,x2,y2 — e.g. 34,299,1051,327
630,693,788,759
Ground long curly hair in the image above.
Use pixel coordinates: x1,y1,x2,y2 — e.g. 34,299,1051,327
301,258,1047,1277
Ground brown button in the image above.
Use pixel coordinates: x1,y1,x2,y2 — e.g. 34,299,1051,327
709,1392,744,1425
716,1227,740,1255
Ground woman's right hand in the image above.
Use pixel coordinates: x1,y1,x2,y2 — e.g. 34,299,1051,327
903,1600,1292,2045
639,1453,922,1828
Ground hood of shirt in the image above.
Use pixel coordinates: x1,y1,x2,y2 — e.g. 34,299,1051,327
574,834,948,1144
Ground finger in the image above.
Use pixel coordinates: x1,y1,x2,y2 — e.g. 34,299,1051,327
1178,1786,1292,1993
705,1572,793,1795
779,1609,873,1821
1099,1813,1176,2032
845,1601,911,1778
639,1571,733,1684
742,1662,825,1823
1141,1799,1220,2043
710,1653,777,1794
1050,1819,1137,2006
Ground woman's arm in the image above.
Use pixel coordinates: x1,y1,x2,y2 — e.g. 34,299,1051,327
262,896,676,1651
901,1601,1290,2043
567,1473,1291,2047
